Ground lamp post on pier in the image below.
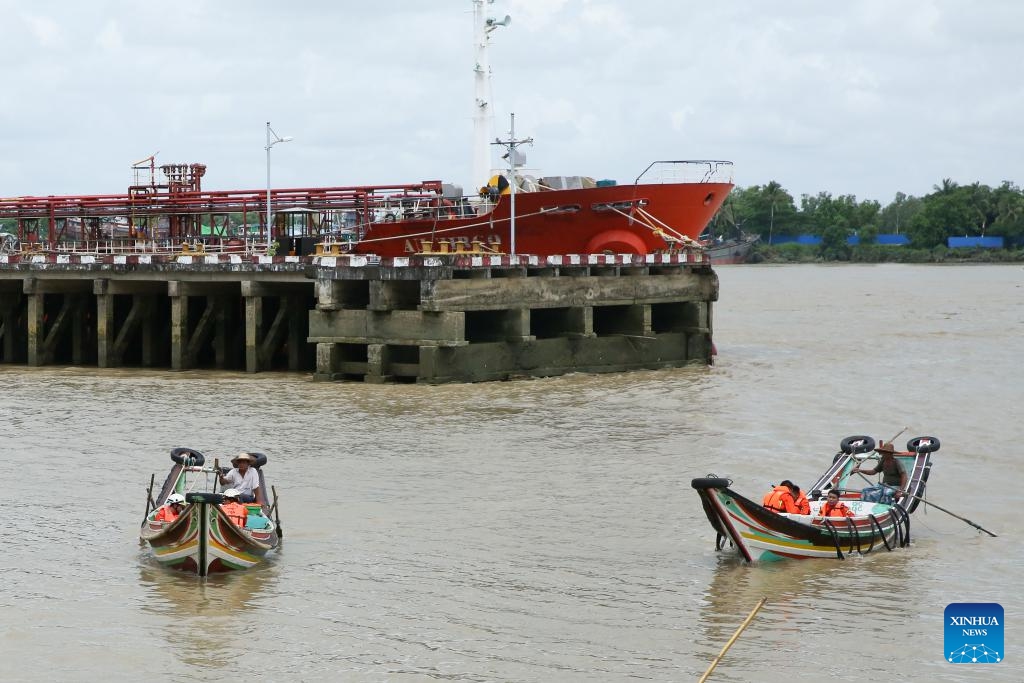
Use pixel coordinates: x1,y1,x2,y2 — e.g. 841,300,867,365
265,122,293,253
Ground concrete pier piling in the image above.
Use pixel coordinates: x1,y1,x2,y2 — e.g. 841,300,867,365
0,250,716,383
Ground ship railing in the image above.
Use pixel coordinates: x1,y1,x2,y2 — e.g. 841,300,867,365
634,160,735,185
26,237,268,256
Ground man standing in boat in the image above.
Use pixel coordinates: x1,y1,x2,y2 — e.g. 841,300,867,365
218,452,260,503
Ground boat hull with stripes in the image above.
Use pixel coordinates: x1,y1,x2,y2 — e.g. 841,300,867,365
140,448,281,576
691,435,937,563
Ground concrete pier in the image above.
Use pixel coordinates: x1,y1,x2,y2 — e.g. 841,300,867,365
310,252,717,383
0,250,716,383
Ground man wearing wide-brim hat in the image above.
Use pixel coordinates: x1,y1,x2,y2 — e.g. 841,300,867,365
218,452,261,503
851,441,908,499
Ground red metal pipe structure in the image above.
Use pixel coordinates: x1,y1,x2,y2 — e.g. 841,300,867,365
1,169,444,247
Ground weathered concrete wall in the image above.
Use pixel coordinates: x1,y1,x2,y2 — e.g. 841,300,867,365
310,252,717,384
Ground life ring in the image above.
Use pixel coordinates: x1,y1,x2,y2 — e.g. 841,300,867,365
906,436,940,454
690,477,732,490
171,447,206,466
384,213,397,223
185,492,223,504
839,435,875,455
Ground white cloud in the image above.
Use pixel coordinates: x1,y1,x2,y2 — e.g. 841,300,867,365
95,20,124,52
0,0,1021,204
20,12,62,48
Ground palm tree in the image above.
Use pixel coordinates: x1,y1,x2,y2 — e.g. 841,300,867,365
763,181,785,245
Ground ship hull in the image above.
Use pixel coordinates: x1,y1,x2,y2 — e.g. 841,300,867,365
352,181,733,257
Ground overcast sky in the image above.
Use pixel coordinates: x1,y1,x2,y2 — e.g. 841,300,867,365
1,0,1021,205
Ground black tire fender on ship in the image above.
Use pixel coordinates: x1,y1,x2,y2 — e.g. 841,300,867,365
186,492,223,505
691,477,732,490
246,451,269,468
906,436,940,453
171,447,206,466
840,435,876,455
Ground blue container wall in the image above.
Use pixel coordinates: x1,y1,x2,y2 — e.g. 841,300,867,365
947,236,1004,249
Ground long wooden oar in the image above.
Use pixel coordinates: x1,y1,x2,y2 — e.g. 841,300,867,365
698,596,767,683
898,490,997,538
852,471,997,538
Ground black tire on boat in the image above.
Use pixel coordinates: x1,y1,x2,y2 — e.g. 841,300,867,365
171,447,206,466
906,436,940,453
691,477,731,490
185,492,224,504
840,435,876,455
246,451,268,468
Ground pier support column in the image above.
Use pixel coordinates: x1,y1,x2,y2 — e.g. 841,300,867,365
506,308,533,342
25,280,45,366
365,343,390,383
244,294,263,373
419,345,439,382
169,282,188,370
95,280,115,368
315,342,339,381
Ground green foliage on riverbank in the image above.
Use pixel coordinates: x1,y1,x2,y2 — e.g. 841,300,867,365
750,243,1024,264
710,178,1024,251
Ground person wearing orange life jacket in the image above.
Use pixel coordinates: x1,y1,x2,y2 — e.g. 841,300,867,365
762,480,800,514
787,483,811,515
154,493,186,523
220,489,249,527
819,489,855,517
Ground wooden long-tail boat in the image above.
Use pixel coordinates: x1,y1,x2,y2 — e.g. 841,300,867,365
692,435,938,562
140,448,281,576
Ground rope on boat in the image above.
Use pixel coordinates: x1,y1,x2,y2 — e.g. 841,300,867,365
844,517,861,555
867,514,890,552
600,203,701,249
891,504,911,547
822,519,845,560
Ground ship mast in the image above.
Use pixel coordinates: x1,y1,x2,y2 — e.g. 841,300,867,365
472,1,510,191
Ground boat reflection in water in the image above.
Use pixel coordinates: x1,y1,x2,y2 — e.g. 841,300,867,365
136,562,280,667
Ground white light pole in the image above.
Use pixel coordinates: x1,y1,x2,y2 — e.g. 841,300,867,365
265,122,293,253
493,113,531,256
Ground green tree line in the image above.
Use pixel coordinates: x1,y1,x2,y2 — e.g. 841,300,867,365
709,179,1024,251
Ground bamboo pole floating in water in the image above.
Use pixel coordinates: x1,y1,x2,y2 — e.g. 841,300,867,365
698,596,767,683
